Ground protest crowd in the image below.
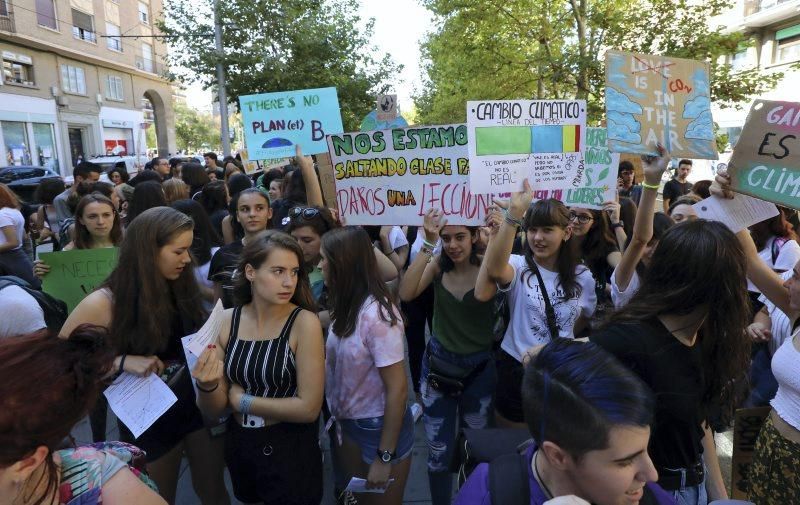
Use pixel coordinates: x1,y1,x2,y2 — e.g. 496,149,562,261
2,54,800,505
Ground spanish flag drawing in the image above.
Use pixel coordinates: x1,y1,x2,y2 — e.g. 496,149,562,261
475,125,581,155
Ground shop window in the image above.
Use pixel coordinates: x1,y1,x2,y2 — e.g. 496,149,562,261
1,122,32,166
3,59,35,86
35,0,58,30
106,75,124,101
33,123,58,171
71,8,96,43
60,64,86,94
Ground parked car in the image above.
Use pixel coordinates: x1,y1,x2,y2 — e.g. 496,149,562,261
63,155,148,185
0,165,61,202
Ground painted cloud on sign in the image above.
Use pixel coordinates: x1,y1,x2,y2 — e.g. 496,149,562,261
606,88,643,115
685,110,714,140
683,95,711,119
608,118,642,144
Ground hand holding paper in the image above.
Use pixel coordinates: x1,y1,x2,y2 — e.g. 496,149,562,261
186,300,224,357
693,194,778,233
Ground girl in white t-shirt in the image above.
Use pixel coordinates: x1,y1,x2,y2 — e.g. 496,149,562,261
0,183,39,287
475,181,596,427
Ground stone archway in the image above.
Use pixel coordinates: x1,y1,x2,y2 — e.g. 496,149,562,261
142,89,169,158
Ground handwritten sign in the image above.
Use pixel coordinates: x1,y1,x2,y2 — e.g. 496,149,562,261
729,100,800,210
605,51,717,159
239,87,344,160
554,128,618,209
466,100,587,194
40,248,118,312
731,406,770,499
327,124,503,225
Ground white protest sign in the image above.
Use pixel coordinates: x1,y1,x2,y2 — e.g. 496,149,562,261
547,127,618,209
327,124,505,225
467,100,587,193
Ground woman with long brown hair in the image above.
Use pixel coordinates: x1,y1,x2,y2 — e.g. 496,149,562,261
590,151,751,504
59,206,229,505
322,226,413,505
192,231,324,504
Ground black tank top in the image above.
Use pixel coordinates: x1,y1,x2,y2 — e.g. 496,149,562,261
224,306,303,398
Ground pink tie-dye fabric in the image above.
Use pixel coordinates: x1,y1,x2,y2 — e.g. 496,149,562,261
326,297,405,420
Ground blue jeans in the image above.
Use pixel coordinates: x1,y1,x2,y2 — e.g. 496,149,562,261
421,338,496,505
669,470,707,505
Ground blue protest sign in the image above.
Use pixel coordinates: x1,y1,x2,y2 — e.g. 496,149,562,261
239,87,344,159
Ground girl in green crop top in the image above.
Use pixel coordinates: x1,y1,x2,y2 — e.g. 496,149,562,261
398,208,498,505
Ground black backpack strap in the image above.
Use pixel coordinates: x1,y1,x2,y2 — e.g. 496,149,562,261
489,452,530,505
532,264,559,340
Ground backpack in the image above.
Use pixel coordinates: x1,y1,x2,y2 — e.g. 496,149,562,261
489,452,530,505
0,275,68,332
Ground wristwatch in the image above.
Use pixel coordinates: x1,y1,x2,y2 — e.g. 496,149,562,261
611,221,624,229
377,449,396,463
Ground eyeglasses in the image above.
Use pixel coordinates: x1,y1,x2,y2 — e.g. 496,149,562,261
289,207,320,221
569,212,593,224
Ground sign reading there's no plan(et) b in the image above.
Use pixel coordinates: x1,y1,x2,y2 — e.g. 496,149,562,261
466,100,587,194
239,87,344,160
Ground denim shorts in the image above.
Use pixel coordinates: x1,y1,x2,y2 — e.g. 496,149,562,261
339,407,415,465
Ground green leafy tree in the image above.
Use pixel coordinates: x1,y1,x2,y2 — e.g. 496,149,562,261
415,0,785,125
174,100,221,152
159,0,401,132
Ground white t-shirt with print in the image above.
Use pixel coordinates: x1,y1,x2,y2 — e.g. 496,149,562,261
499,254,597,362
758,270,795,356
387,226,409,251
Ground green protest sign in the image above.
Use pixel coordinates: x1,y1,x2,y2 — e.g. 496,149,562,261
40,248,118,312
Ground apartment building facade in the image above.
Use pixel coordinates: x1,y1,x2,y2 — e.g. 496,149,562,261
713,0,800,151
0,0,176,175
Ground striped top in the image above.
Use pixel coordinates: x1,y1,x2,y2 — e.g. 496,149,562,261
224,306,302,398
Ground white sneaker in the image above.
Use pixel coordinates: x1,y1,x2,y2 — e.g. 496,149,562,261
411,402,423,423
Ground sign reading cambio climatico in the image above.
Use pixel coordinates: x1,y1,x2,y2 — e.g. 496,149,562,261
729,100,800,210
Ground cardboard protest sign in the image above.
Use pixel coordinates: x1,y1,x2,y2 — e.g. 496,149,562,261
327,124,503,225
553,127,618,209
239,87,344,160
728,100,800,210
466,100,587,194
731,406,770,499
315,152,338,208
376,94,398,122
40,248,118,312
605,51,717,159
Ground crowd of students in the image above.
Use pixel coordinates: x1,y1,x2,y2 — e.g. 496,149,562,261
0,141,798,505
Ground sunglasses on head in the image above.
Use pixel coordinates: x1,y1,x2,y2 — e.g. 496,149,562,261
289,207,321,221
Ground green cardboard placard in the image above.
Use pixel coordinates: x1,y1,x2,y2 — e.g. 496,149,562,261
40,248,118,313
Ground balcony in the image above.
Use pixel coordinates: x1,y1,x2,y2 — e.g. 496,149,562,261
72,26,97,43
0,9,15,33
744,0,800,27
135,56,165,76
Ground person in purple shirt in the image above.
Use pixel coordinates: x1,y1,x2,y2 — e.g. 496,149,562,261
455,339,675,505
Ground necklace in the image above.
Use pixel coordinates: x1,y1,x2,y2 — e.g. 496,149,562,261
532,450,554,499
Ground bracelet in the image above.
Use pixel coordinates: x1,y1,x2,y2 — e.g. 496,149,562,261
239,393,254,415
503,208,524,228
422,238,437,249
641,181,660,190
384,248,395,256
196,382,219,393
117,354,127,375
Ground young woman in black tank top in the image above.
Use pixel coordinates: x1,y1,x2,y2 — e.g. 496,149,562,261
193,231,325,505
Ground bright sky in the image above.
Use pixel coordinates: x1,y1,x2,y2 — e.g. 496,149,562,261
183,0,432,115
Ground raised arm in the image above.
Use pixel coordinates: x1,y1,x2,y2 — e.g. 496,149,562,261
711,172,797,318
474,179,533,301
613,145,669,292
398,209,443,302
296,145,324,207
